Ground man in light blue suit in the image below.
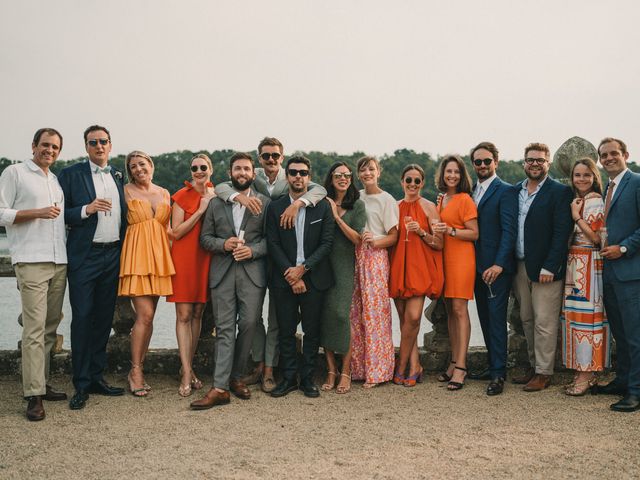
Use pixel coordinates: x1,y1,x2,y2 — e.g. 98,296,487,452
469,142,518,396
598,137,640,412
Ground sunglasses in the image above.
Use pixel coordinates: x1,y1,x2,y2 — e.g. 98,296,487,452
473,158,493,166
87,139,109,147
287,169,309,177
260,152,281,161
404,177,422,185
191,165,208,172
333,172,352,180
524,157,547,165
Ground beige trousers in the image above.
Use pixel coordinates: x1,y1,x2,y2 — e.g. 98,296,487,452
512,261,563,375
15,262,67,397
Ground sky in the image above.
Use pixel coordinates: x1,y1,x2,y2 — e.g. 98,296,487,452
1,1,639,162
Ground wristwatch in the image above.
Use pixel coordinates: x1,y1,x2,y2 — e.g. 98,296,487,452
620,245,628,255
303,263,311,272
449,227,457,237
419,230,427,238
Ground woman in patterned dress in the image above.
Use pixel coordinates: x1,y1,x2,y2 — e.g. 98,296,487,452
350,156,399,388
562,158,610,395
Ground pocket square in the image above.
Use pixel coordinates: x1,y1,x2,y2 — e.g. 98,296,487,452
310,219,322,225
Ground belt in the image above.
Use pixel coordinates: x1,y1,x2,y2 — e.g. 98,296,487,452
91,241,120,249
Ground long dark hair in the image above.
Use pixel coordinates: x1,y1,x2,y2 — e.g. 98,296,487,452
435,154,472,194
324,161,359,210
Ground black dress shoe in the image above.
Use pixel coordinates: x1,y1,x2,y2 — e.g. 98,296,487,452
270,378,298,398
69,390,89,410
26,396,45,421
43,385,68,401
599,381,627,396
300,378,320,398
88,380,125,396
610,394,640,412
486,377,505,396
468,368,491,381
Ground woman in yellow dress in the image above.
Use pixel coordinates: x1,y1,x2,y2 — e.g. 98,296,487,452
118,151,175,396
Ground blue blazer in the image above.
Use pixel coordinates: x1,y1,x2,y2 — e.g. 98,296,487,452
57,161,127,272
474,177,518,275
517,177,573,282
604,169,640,282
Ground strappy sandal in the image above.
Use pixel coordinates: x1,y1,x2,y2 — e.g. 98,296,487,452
336,373,351,394
437,361,456,382
191,374,203,391
565,374,598,396
393,370,406,385
362,382,381,389
321,371,337,391
178,382,192,397
128,363,148,397
447,366,467,391
404,368,424,387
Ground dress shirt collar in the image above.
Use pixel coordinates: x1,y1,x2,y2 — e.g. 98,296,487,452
609,168,629,185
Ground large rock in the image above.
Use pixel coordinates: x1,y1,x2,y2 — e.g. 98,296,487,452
554,136,598,179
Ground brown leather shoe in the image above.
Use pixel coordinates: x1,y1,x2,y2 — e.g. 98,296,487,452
26,396,45,421
229,379,251,400
523,374,552,392
512,367,535,385
190,388,231,410
43,384,68,401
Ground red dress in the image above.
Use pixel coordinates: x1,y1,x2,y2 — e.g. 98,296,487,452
166,182,212,303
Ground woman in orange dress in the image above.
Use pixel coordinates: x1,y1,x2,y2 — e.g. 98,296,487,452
389,164,444,387
167,154,215,397
433,155,478,391
118,151,175,396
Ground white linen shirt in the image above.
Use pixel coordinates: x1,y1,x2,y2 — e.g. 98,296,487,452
0,159,67,265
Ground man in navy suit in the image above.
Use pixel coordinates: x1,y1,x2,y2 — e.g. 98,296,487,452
58,125,127,410
511,143,573,391
469,142,518,395
598,137,640,412
265,156,334,398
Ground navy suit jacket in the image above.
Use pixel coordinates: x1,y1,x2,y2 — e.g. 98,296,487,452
604,169,640,282
517,177,573,282
266,195,335,291
474,177,518,275
57,161,127,272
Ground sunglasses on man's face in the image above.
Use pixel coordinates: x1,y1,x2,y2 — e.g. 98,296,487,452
473,158,493,167
287,169,309,177
87,139,109,147
191,165,208,172
404,177,422,185
260,152,281,161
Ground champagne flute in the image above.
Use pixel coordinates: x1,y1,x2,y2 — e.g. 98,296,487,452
404,216,413,242
430,219,439,246
485,280,497,299
599,226,608,248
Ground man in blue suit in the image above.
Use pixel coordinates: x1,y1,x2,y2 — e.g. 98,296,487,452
598,137,640,412
511,143,573,391
58,125,127,410
469,142,518,395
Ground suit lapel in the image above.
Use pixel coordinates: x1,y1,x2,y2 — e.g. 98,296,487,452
528,177,551,211
82,161,97,199
224,201,236,234
477,177,500,211
608,170,631,213
110,167,126,213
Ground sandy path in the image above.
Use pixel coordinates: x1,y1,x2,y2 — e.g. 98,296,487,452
1,373,638,479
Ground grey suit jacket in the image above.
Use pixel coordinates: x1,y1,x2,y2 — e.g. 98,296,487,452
200,190,271,289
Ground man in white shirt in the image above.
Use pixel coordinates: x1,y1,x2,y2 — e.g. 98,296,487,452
0,128,68,421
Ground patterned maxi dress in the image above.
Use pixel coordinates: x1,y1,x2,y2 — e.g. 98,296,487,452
561,193,610,371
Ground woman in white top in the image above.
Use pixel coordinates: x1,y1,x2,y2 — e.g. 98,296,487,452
350,156,399,387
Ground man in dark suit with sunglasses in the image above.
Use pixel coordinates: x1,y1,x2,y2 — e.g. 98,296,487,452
469,142,518,395
265,156,334,398
58,125,127,410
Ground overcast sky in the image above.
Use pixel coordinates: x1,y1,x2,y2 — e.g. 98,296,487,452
1,1,639,162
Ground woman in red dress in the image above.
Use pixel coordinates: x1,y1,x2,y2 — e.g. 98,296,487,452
168,154,216,396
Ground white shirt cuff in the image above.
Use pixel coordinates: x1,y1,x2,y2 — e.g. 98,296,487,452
540,268,554,277
81,205,89,219
0,208,17,226
298,197,311,207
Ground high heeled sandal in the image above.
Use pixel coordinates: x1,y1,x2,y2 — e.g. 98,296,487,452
178,382,192,397
128,363,148,397
404,368,424,387
336,373,352,394
191,375,203,391
321,371,337,391
393,370,406,385
447,366,467,391
437,361,456,382
565,374,598,396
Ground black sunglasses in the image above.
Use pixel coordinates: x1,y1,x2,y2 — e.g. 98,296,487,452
191,165,208,172
473,158,493,166
524,157,547,165
260,152,281,161
87,139,109,147
404,177,422,185
287,169,309,177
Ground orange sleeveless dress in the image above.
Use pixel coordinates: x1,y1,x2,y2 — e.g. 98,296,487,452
118,198,175,296
389,199,444,299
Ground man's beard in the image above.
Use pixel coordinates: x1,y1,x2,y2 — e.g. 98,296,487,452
232,176,253,191
290,183,306,193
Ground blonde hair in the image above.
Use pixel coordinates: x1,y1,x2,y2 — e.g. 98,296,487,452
126,150,154,184
191,153,213,172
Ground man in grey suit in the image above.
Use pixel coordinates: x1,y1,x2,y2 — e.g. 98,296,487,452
191,152,270,410
216,137,326,392
598,137,640,412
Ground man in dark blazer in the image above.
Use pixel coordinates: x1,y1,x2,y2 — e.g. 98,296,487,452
598,137,640,412
469,142,518,395
511,142,573,391
191,153,270,410
265,156,334,398
57,125,127,410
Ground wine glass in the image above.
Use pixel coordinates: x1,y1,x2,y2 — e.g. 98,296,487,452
430,219,439,246
404,216,413,242
485,280,497,299
599,226,608,248
103,196,112,216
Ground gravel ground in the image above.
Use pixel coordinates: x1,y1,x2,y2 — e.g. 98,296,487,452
1,372,639,479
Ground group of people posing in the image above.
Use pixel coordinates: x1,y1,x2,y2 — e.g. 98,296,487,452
2,125,640,422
